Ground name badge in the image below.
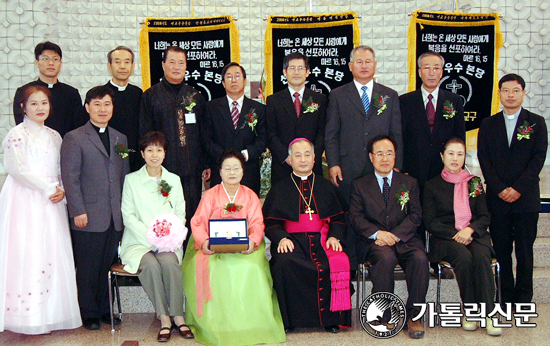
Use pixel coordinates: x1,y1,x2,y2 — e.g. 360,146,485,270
185,113,196,124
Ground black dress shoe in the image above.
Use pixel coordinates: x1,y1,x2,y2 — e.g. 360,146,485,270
324,325,340,333
284,327,295,333
430,263,454,279
101,313,121,325
83,318,100,330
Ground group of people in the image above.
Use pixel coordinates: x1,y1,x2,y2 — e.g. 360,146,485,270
0,39,546,344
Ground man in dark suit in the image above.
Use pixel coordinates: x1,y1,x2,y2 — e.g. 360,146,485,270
266,52,327,183
478,74,548,304
400,51,465,193
325,45,402,267
202,62,267,194
104,46,143,172
349,135,429,339
140,46,210,229
61,86,130,330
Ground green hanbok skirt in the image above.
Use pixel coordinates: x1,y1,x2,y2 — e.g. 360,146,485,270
182,237,286,346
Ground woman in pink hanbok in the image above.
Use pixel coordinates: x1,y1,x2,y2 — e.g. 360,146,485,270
0,85,81,334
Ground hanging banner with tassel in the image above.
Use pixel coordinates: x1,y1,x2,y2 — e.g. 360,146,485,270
407,11,503,149
264,12,360,97
139,16,240,100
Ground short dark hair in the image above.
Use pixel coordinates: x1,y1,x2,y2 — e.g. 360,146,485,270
440,137,466,155
162,46,187,63
139,131,168,152
417,51,445,67
107,46,135,63
499,73,525,90
34,41,62,60
218,149,246,172
283,52,310,70
367,134,397,154
20,85,52,115
85,85,115,105
221,62,246,80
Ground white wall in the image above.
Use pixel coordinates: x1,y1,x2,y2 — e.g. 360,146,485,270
0,0,548,177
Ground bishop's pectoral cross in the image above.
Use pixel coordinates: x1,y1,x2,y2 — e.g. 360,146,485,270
305,206,315,221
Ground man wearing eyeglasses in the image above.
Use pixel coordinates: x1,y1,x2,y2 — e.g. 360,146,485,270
349,134,428,339
478,74,547,305
13,41,86,137
202,62,267,195
266,52,327,183
400,51,465,194
325,45,402,268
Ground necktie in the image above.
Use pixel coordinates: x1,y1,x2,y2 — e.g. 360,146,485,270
426,94,435,133
361,86,370,114
231,101,239,129
383,177,390,206
294,92,301,118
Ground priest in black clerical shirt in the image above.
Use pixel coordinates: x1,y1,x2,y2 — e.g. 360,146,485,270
263,138,352,334
13,41,86,137
104,46,143,172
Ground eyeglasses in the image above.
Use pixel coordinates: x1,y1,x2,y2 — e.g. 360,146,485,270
225,74,242,81
500,88,523,95
287,66,306,72
222,166,242,173
374,151,395,158
39,56,61,63
420,66,442,73
352,59,374,66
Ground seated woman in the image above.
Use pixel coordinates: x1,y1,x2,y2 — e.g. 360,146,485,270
182,150,286,346
423,137,501,336
120,131,193,342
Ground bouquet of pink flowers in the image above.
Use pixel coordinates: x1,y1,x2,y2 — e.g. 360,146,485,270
146,213,188,253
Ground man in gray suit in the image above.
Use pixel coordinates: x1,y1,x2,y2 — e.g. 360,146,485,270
325,45,403,267
61,86,130,330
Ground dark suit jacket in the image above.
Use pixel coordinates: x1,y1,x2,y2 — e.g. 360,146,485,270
423,175,493,262
61,121,130,232
400,88,465,191
266,88,327,183
203,96,267,194
325,81,403,200
349,171,423,262
477,108,548,214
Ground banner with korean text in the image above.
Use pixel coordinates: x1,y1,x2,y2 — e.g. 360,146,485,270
139,16,240,101
264,12,360,97
407,11,503,149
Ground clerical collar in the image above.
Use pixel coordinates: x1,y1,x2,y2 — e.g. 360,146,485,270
110,80,127,92
292,171,312,181
37,78,56,89
504,108,521,120
90,123,108,133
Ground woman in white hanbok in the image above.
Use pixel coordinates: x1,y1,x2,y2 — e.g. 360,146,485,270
0,86,81,334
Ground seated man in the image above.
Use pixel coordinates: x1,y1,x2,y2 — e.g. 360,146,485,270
349,134,429,339
263,138,351,333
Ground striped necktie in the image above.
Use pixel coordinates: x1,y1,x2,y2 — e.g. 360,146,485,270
231,101,239,129
383,177,390,206
361,86,370,114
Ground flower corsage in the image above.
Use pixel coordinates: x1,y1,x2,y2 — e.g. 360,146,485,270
158,180,173,208
182,92,198,112
223,202,243,214
245,108,258,133
115,141,134,158
146,213,188,253
468,177,484,198
442,100,456,119
302,96,319,114
395,184,410,212
517,121,535,141
373,93,390,115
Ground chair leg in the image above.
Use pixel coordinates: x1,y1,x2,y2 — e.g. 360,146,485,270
108,271,115,332
114,274,122,322
436,263,442,325
494,261,502,322
356,264,362,326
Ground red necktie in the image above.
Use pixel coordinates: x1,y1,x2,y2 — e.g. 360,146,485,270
231,101,239,129
294,92,301,118
426,94,435,133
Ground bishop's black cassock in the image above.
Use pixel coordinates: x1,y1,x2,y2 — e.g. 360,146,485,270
263,173,352,329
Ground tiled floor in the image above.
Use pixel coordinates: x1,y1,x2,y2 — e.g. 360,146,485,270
1,305,550,346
